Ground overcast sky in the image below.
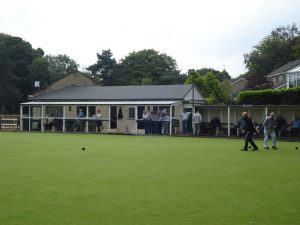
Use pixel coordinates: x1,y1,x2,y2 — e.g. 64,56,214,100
1,0,300,77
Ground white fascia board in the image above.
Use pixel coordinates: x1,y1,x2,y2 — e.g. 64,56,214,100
287,64,300,73
21,101,179,106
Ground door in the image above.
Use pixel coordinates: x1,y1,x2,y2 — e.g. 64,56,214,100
110,106,117,129
137,106,145,129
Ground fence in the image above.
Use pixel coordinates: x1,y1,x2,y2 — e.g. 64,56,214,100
0,115,19,131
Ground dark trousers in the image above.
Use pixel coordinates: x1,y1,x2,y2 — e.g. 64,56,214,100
144,120,150,134
96,120,102,132
244,131,258,149
291,128,300,137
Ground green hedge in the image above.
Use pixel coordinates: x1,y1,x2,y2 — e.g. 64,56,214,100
237,87,300,105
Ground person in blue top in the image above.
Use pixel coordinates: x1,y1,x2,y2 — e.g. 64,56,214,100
72,108,85,132
291,116,300,137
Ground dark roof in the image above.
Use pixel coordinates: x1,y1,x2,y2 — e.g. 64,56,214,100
267,59,300,77
29,85,196,101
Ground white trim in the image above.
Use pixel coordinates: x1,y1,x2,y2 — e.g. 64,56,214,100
169,106,172,136
231,78,248,85
287,64,300,73
227,106,230,137
21,101,179,106
266,72,285,78
267,64,300,78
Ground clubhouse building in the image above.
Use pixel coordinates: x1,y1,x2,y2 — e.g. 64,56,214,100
20,83,204,135
20,71,300,137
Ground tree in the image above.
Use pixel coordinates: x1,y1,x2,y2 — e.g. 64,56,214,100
185,71,231,104
245,74,273,90
29,57,51,90
196,68,231,82
0,33,34,113
119,49,182,85
244,24,298,77
45,54,79,83
87,49,117,85
291,36,300,59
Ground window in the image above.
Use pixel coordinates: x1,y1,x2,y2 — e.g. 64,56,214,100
172,106,175,117
22,106,29,117
76,106,87,117
88,106,96,117
45,106,63,117
128,107,135,119
30,106,41,117
296,73,300,87
289,73,297,88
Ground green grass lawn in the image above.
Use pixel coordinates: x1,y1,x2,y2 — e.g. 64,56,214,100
0,132,300,225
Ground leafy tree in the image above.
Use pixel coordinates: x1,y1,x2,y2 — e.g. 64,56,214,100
291,35,300,59
119,49,182,85
0,33,33,113
32,48,45,59
45,54,79,83
244,24,298,77
220,79,232,100
185,71,231,104
245,74,273,90
196,68,231,82
87,49,117,85
29,57,51,90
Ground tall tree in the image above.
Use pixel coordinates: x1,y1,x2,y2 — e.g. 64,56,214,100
120,49,182,85
29,57,51,90
243,23,300,90
87,49,117,85
244,24,299,78
185,71,231,104
0,33,34,113
291,35,300,59
45,54,79,83
196,68,231,82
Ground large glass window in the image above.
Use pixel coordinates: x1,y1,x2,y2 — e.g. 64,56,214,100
45,106,63,117
88,106,96,117
75,106,87,118
128,107,135,119
30,106,41,117
296,73,300,87
22,106,29,117
288,73,299,88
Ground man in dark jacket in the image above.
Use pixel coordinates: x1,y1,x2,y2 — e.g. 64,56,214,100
241,112,258,151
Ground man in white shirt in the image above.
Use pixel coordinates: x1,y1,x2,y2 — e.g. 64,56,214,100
192,110,202,136
180,110,191,135
263,112,277,149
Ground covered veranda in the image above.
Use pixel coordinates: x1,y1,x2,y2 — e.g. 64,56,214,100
20,102,300,137
20,101,181,135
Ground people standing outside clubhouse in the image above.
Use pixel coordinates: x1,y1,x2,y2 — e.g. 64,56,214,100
161,109,169,135
241,112,258,151
96,109,102,132
291,116,300,137
263,112,277,150
275,114,286,137
180,109,191,135
72,108,85,132
142,110,150,135
210,116,221,136
192,110,202,136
